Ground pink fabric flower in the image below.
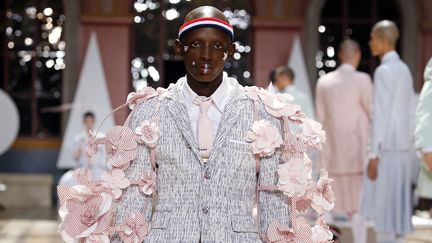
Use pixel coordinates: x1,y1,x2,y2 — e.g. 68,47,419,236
118,213,149,243
156,87,172,100
135,120,161,148
311,217,333,243
126,87,158,110
58,185,114,242
84,234,110,243
262,93,300,118
267,221,294,243
312,170,335,214
311,225,332,243
295,188,314,212
244,86,268,101
137,171,157,195
301,118,326,151
277,157,312,197
276,93,294,103
294,217,313,242
105,126,138,170
281,131,307,163
246,119,283,157
101,169,131,199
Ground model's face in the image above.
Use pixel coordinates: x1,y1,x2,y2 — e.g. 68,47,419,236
175,27,235,83
369,32,385,57
84,117,94,130
275,74,293,91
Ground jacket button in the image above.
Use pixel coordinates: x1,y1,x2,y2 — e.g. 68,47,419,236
202,206,209,214
186,143,191,149
204,172,210,180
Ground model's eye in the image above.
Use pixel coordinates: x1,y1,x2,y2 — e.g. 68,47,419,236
214,43,223,50
190,41,200,48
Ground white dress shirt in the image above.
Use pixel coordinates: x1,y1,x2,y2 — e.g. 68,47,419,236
181,72,234,143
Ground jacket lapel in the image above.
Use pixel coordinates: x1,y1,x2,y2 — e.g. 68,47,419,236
166,81,201,160
209,83,248,162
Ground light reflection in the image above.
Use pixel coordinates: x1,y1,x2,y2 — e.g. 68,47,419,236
319,70,326,77
148,66,160,81
164,8,180,20
326,46,335,58
43,7,53,16
223,9,251,30
6,27,13,36
48,26,62,44
243,71,250,78
46,59,55,68
131,57,160,90
24,37,33,46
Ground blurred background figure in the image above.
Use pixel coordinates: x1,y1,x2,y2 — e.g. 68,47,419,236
315,39,372,243
58,112,107,186
415,57,432,217
363,20,417,243
72,111,107,179
274,66,315,119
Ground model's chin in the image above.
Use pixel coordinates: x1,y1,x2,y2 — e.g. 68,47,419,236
189,71,221,83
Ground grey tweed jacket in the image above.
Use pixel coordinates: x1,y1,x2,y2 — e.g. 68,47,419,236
113,78,290,242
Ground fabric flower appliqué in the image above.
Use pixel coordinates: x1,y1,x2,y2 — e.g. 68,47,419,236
137,171,157,196
135,120,161,148
118,213,149,243
126,87,157,110
277,156,312,197
246,119,283,157
311,218,333,243
156,87,172,101
58,185,113,242
312,170,335,214
267,221,294,242
84,234,110,243
262,93,300,118
244,86,268,101
101,169,131,199
281,131,307,163
105,126,138,170
301,118,326,151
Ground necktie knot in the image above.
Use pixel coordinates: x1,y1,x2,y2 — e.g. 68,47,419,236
194,97,212,113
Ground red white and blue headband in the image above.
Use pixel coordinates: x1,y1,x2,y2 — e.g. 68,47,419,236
178,17,234,41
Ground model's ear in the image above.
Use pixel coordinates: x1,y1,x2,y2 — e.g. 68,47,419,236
174,39,183,57
226,42,236,60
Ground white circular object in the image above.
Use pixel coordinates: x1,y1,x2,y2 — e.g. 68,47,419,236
0,90,19,155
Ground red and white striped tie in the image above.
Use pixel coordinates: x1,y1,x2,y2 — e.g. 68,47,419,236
194,96,213,162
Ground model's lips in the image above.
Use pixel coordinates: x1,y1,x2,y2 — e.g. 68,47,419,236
198,63,212,75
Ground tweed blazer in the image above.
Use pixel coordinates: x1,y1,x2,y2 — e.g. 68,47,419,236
112,77,290,242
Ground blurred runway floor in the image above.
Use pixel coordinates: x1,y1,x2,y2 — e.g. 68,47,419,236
0,208,431,243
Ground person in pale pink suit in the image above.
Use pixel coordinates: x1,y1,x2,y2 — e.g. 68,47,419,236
316,39,372,243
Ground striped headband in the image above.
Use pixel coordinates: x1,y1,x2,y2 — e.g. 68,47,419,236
178,17,234,41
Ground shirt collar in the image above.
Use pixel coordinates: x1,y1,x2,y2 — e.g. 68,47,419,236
381,50,399,64
339,63,355,71
182,72,232,113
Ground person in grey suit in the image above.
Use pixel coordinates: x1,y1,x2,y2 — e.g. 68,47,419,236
57,6,333,243
115,7,289,242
